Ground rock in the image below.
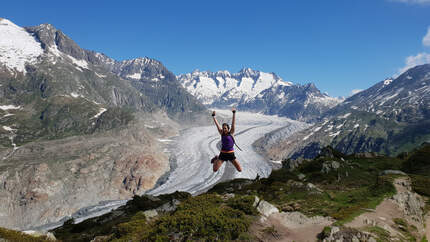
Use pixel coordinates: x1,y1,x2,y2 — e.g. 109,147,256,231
91,234,114,242
331,226,340,234
168,232,183,241
143,209,158,220
156,199,180,213
253,196,260,207
293,203,301,210
321,160,341,174
287,180,305,189
352,235,359,242
257,200,279,217
283,158,309,171
220,193,235,201
46,232,56,240
280,204,294,212
22,230,56,240
273,211,333,229
297,173,306,180
321,226,377,242
368,237,377,242
391,178,425,224
306,183,323,194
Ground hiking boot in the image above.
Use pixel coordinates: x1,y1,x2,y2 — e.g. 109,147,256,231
211,155,218,164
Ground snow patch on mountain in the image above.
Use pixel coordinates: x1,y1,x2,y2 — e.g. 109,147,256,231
92,108,107,119
0,105,21,110
0,18,43,73
67,55,89,70
127,73,142,79
383,79,393,86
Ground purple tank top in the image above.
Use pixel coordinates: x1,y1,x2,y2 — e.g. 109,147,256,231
221,134,234,151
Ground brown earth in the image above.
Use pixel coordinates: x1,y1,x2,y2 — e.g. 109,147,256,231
250,210,333,241
345,177,426,240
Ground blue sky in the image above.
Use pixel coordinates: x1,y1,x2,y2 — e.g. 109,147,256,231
3,0,430,97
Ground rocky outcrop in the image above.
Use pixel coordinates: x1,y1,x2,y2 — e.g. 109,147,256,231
321,226,377,242
391,177,425,224
321,160,340,174
252,198,334,241
0,118,172,230
345,177,427,241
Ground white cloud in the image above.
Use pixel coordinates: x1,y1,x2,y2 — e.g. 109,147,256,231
390,0,430,4
423,27,430,47
350,89,363,96
397,52,430,76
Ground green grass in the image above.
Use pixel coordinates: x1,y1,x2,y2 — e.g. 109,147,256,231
53,191,191,242
402,143,430,176
364,226,391,242
113,194,255,241
0,227,52,241
54,192,256,241
410,175,430,197
51,146,428,241
392,218,416,241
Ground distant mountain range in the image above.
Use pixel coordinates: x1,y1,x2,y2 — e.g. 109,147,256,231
257,64,430,160
178,69,342,121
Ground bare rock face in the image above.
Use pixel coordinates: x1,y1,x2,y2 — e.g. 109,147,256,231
391,177,425,224
0,119,171,230
321,227,377,242
344,177,427,240
256,200,279,218
252,198,334,241
321,160,340,174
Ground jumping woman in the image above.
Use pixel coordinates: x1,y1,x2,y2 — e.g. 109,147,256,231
210,108,242,172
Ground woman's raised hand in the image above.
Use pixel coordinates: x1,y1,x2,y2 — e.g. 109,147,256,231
212,111,216,116
232,107,236,113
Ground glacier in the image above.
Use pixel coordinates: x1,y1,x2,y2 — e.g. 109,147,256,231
30,110,307,231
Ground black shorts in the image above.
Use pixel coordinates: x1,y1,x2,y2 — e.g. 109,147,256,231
219,152,236,161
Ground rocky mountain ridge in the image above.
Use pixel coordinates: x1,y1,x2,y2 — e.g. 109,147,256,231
256,64,430,160
178,69,342,122
0,18,205,230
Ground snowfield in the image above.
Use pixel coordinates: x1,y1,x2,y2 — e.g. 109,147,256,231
0,18,43,73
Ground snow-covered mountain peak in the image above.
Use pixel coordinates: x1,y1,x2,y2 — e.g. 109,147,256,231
0,18,43,73
0,18,16,26
215,70,231,77
178,69,297,106
119,57,162,69
239,67,259,77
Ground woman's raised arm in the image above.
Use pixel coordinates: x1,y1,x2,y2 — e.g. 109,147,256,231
230,107,236,134
212,111,222,135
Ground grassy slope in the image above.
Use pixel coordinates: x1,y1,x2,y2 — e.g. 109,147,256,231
0,227,51,241
2,145,428,241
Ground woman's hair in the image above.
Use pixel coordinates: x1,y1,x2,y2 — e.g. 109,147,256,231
222,123,230,130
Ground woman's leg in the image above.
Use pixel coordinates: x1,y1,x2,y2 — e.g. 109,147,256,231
213,159,224,172
231,159,242,172
210,155,218,164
